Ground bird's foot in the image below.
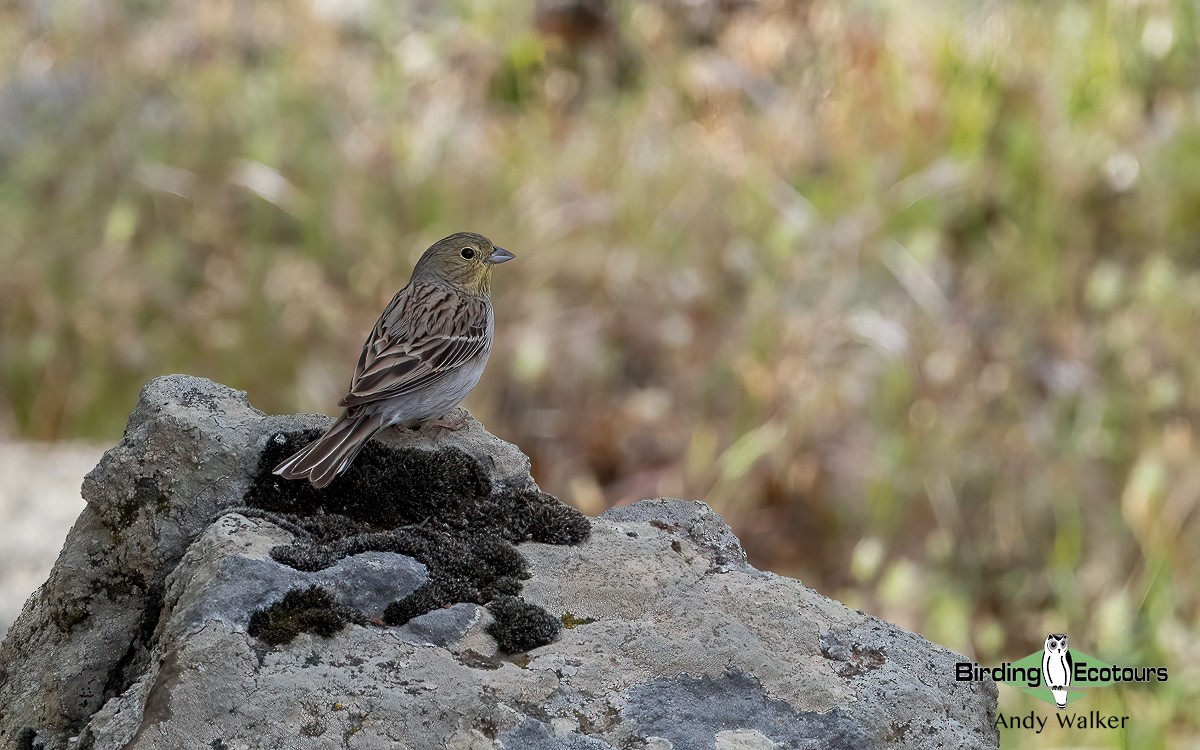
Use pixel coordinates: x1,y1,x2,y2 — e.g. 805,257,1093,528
425,410,470,434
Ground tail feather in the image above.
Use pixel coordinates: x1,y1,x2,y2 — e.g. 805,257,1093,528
273,412,385,488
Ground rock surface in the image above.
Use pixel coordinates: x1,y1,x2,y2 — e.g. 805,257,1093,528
0,375,999,749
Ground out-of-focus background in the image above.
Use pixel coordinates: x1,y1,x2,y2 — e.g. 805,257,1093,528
1,0,1198,743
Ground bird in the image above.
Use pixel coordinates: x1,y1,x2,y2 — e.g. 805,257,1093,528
1041,633,1073,710
273,231,515,488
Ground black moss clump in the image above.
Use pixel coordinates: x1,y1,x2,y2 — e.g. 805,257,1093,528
487,596,562,653
15,727,37,750
246,429,491,528
247,586,365,645
464,486,593,546
246,430,591,545
241,429,591,652
272,525,528,579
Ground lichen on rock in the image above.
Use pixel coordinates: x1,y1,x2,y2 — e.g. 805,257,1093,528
242,427,589,648
0,375,999,750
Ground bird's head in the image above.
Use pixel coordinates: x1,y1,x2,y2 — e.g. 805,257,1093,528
411,232,515,295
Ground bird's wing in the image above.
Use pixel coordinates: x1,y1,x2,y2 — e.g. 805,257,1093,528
338,281,491,408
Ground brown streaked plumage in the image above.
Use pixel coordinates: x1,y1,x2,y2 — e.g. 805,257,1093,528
273,232,515,488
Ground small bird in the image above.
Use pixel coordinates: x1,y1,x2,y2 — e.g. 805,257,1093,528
274,232,515,488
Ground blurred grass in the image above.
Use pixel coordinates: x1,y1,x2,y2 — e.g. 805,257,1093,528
1,0,1198,743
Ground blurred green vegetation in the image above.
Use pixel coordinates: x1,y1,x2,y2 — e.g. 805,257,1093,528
1,0,1198,742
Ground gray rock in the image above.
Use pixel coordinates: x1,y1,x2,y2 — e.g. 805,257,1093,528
0,375,998,749
498,717,617,749
160,516,427,632
0,374,547,750
401,602,484,647
313,552,428,621
602,497,748,571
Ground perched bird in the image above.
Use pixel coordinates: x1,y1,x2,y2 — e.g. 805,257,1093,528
274,232,515,488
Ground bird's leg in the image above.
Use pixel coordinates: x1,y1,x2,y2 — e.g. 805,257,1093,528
424,409,470,433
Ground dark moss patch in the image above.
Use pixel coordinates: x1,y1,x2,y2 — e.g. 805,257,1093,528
247,430,590,546
487,596,562,652
274,525,527,580
102,581,165,716
248,585,365,645
241,429,591,651
15,727,37,750
247,430,490,527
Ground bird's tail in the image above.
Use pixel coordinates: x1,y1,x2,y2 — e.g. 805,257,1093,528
273,411,385,489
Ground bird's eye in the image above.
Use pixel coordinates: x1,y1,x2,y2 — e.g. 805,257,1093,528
460,247,476,260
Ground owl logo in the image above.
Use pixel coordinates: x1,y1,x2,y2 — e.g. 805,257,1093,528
1042,633,1072,709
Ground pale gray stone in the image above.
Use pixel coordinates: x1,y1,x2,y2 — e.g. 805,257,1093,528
0,374,543,749
0,375,998,750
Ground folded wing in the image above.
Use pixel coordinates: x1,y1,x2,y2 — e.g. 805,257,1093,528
338,282,491,408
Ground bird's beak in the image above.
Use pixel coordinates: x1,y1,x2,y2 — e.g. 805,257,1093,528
487,246,515,264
